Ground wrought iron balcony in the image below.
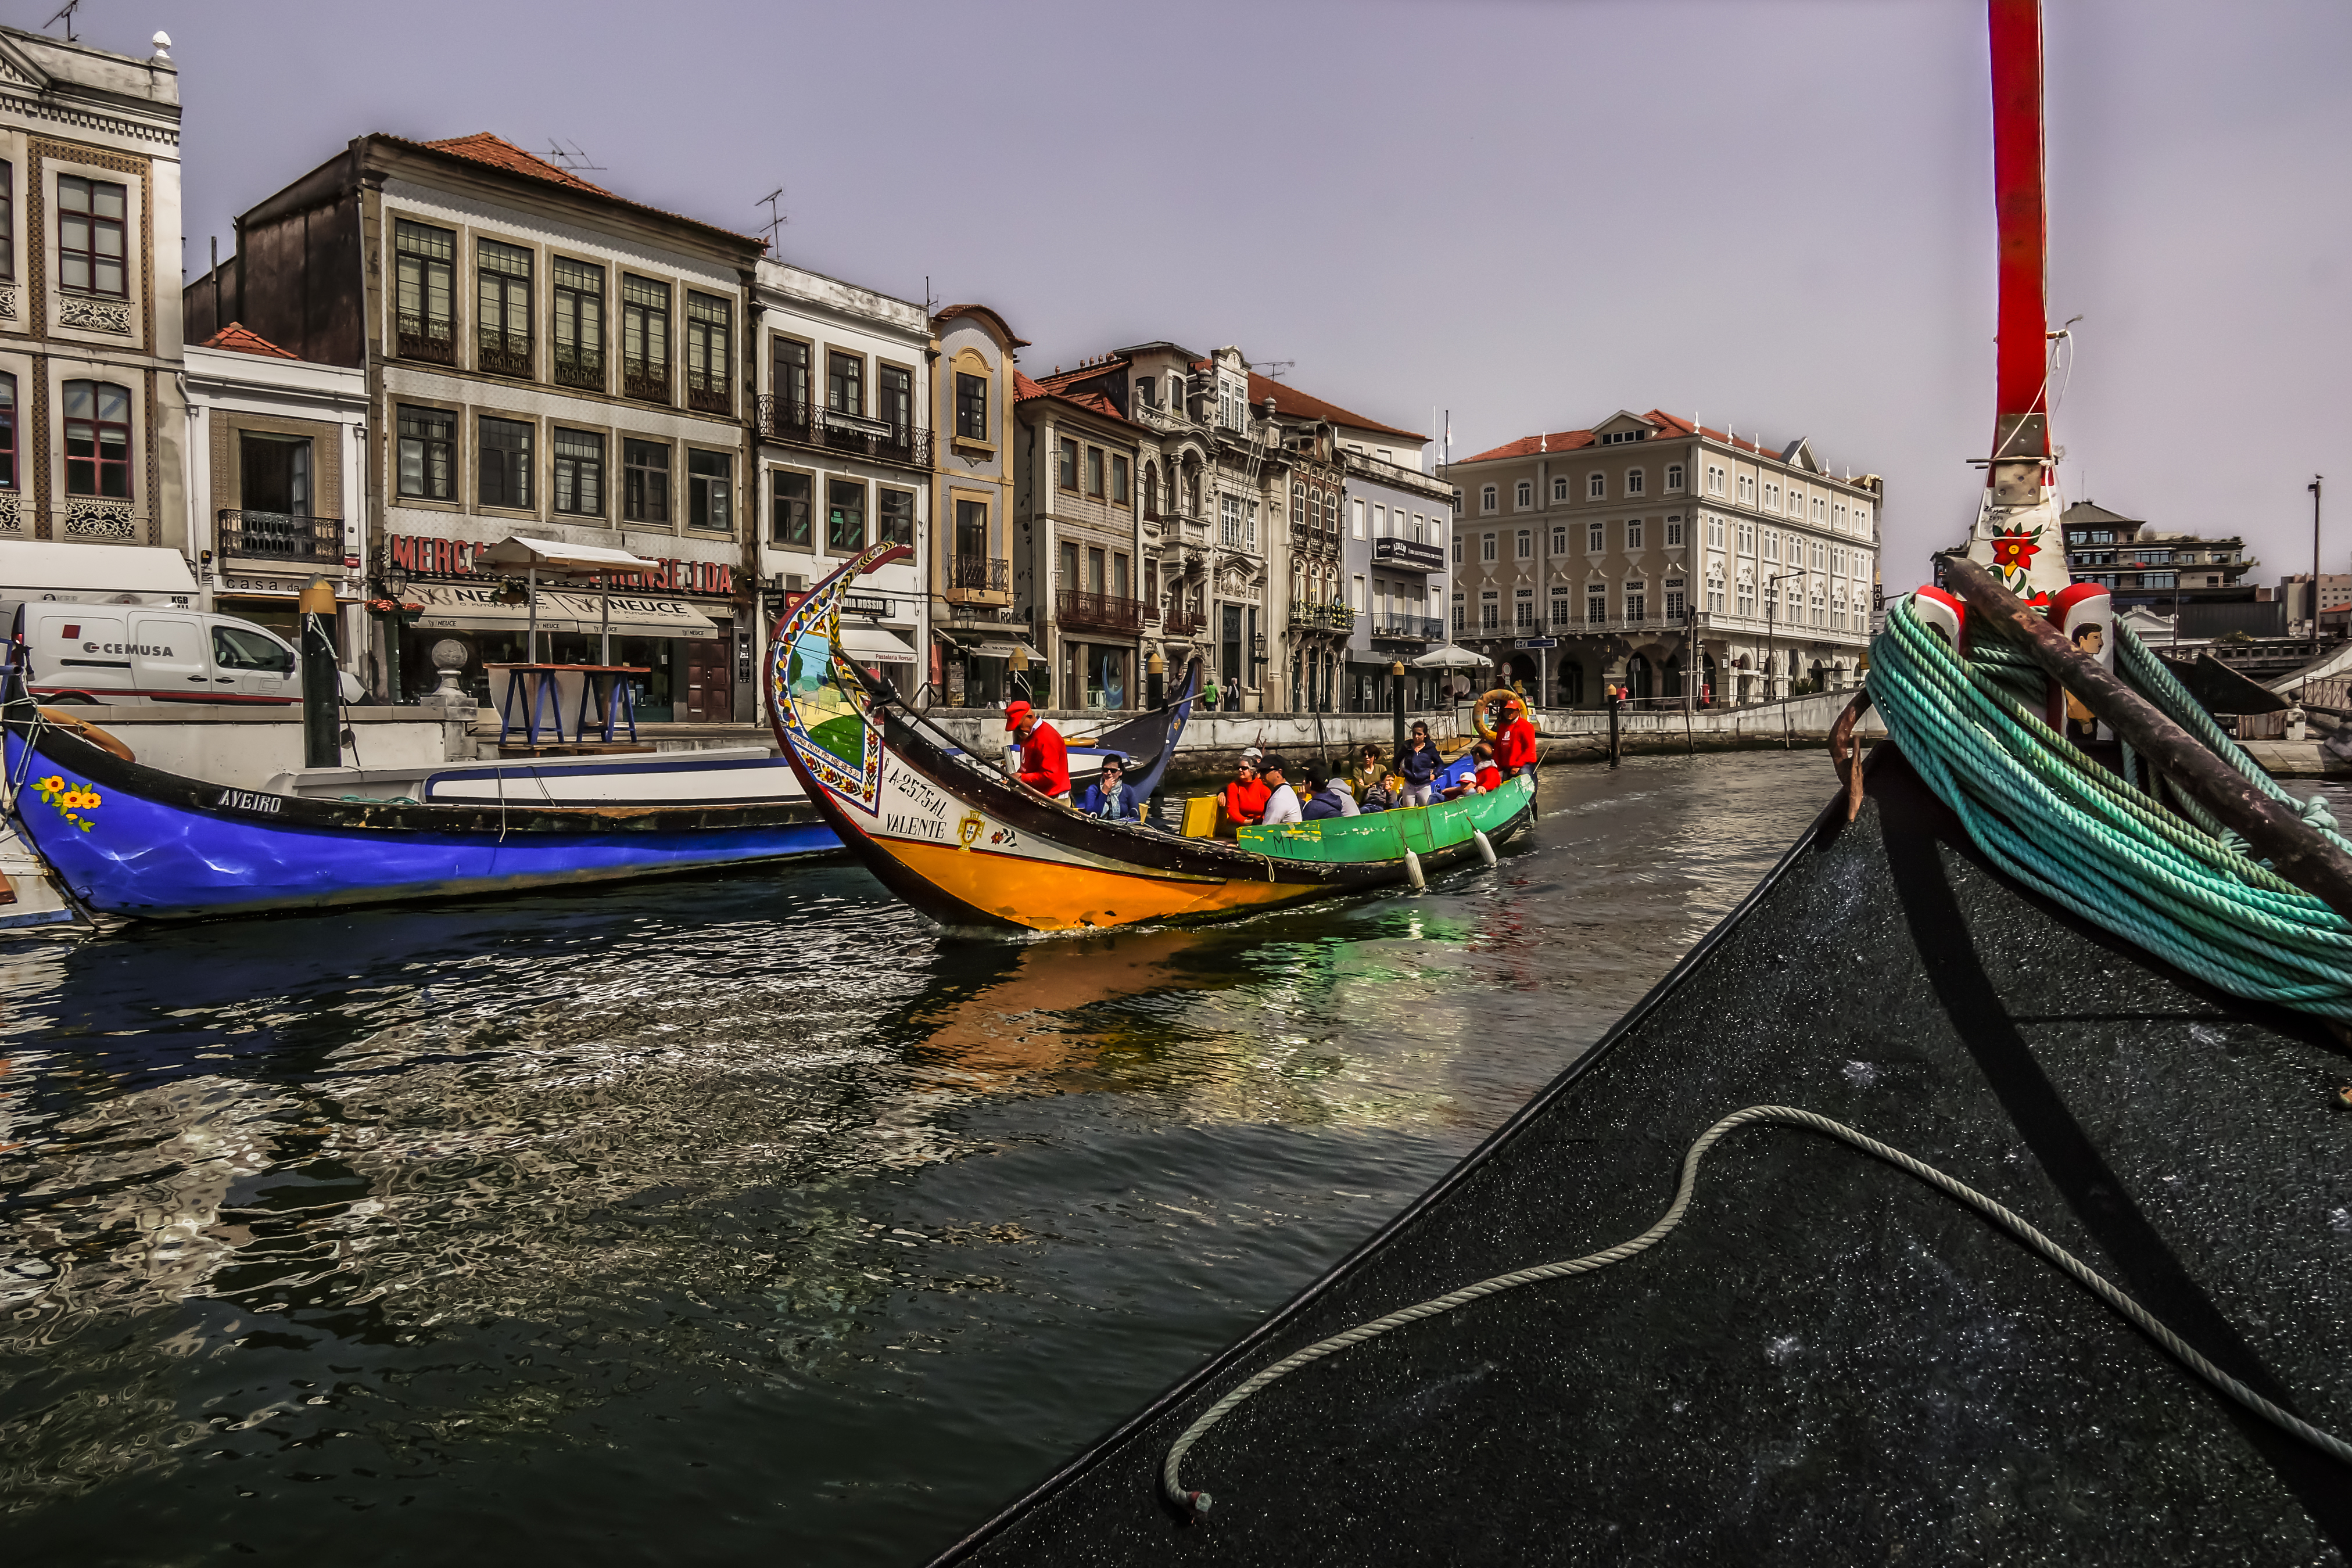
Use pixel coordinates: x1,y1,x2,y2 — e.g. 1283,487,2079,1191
1372,536,1446,573
1056,589,1146,635
218,508,339,565
950,554,1009,592
478,329,532,379
553,347,604,391
623,363,671,404
397,313,454,365
687,379,732,416
1368,615,1446,641
1162,605,1207,638
754,396,934,469
1289,602,1357,633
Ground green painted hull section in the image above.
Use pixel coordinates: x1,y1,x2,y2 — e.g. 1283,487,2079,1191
1239,776,1533,864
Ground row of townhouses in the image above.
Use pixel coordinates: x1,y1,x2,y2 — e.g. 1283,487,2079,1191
0,27,1888,720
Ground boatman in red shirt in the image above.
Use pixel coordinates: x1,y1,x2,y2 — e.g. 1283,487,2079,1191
1492,694,1538,781
1006,700,1070,800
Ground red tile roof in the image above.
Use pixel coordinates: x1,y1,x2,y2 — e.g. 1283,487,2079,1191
200,321,299,360
422,132,612,196
1241,372,1424,443
1461,410,1792,465
1013,371,1049,401
1014,368,1135,428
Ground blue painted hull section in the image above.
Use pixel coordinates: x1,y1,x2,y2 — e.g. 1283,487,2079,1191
4,726,840,920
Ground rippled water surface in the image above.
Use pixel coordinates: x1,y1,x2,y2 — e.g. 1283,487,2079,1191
0,751,1836,1566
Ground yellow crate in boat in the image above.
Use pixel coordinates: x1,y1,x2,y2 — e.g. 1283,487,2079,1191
1182,795,1222,838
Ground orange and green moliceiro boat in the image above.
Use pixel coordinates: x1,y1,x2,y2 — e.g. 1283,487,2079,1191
768,544,1533,932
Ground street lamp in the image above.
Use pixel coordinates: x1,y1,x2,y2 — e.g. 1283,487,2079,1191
2312,475,2325,656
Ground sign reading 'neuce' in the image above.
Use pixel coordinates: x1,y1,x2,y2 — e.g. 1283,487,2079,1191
388,534,735,595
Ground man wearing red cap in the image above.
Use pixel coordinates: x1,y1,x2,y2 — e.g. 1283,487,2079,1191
1006,701,1070,800
1491,694,1537,781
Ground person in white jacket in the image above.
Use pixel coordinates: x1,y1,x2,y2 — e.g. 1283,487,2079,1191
1258,756,1303,824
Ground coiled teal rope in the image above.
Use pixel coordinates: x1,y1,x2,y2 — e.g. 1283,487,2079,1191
1866,596,2352,1021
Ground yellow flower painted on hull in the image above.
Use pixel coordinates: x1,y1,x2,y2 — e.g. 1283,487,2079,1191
31,774,102,830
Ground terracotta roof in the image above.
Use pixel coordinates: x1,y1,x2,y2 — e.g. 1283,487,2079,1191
1460,410,1806,466
1014,369,1136,428
422,133,612,196
934,303,1031,348
1243,372,1424,443
1013,371,1049,401
199,322,299,360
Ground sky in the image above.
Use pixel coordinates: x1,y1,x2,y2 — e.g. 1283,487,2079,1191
37,0,2351,585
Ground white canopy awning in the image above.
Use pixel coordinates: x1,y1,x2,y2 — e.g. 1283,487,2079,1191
1411,643,1491,669
840,625,916,662
473,536,664,576
410,583,719,640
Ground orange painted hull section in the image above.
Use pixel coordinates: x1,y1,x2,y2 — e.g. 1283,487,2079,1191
879,835,1326,931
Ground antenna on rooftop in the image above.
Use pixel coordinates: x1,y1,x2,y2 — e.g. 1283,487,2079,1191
544,138,606,173
45,0,80,41
1249,359,1295,379
756,188,787,252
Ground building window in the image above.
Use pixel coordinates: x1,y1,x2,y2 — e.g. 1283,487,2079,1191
1451,598,1465,631
2143,572,2177,590
395,220,456,357
1059,437,1078,490
1665,582,1686,620
1706,463,1726,496
1451,534,1462,565
1480,484,1498,513
623,439,670,524
1514,598,1534,629
1588,591,1607,625
1479,532,1497,563
1666,464,1684,491
1739,473,1757,504
955,498,990,568
1515,529,1533,560
1515,480,1533,509
1550,525,1568,555
684,294,732,413
1763,529,1779,563
1626,469,1645,496
1627,519,1644,550
0,374,15,487
1814,495,1827,523
773,338,811,419
826,350,863,417
476,238,533,378
1550,593,1569,627
1552,476,1569,503
956,371,989,439
1085,445,1105,497
1665,516,1683,547
1588,521,1604,552
622,276,672,401
1709,516,1725,548
1707,570,1725,614
57,175,127,297
686,450,732,531
0,162,13,281
551,258,603,389
1587,473,1605,500
879,487,915,546
1220,493,1244,547
396,406,453,500
479,416,532,509
552,428,603,517
1355,497,1370,539
1626,583,1647,622
1480,597,1500,631
771,470,810,546
829,479,865,551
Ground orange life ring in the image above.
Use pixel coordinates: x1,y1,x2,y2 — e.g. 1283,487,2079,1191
37,706,136,762
1472,688,1522,743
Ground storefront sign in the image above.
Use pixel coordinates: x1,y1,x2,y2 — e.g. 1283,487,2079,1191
220,569,358,599
388,532,736,597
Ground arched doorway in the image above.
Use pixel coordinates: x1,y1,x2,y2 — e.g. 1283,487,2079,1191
1508,652,1537,690
1626,654,1653,701
1558,662,1584,708
1663,655,1683,698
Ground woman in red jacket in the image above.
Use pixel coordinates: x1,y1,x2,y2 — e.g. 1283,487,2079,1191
1222,756,1271,828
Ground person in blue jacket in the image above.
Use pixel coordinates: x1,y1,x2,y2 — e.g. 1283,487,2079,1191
1077,753,1146,823
1394,720,1443,806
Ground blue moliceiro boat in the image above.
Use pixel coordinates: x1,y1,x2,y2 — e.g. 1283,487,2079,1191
0,673,843,919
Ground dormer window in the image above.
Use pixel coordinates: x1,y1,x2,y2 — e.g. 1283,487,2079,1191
1599,429,1647,446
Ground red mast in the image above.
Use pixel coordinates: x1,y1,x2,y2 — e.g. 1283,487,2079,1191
1988,0,2050,477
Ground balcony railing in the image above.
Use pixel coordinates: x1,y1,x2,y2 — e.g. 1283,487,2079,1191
1163,605,1208,638
950,554,1009,592
1372,536,1446,573
687,379,732,416
478,329,532,379
218,508,339,565
1290,602,1356,632
623,363,671,404
1368,615,1446,641
397,313,455,365
754,396,934,468
1056,589,1147,635
553,348,604,391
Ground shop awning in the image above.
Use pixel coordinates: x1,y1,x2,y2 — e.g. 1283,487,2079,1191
409,584,719,639
935,630,1045,661
840,625,917,662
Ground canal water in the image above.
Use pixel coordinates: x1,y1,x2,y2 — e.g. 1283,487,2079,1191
1,751,1837,1566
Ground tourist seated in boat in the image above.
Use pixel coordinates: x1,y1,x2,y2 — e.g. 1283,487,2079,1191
1077,753,1146,823
1008,701,1070,801
1396,722,1443,806
1224,756,1271,827
1442,744,1501,800
1348,744,1386,802
1357,773,1402,813
1302,760,1361,821
1259,756,1304,824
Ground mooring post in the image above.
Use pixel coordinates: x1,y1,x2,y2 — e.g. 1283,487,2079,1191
1390,659,1407,763
299,576,341,769
1608,687,1621,769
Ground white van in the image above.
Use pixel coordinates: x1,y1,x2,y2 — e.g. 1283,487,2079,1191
10,601,303,705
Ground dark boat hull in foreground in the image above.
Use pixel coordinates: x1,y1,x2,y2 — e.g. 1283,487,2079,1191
930,745,2352,1564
